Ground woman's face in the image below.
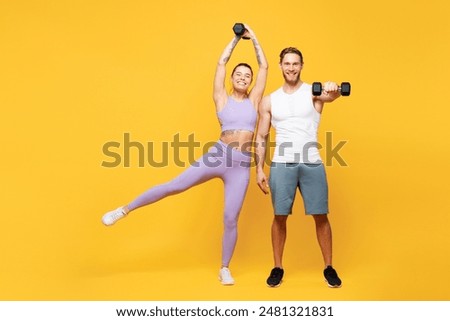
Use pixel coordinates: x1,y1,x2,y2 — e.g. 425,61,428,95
231,66,253,92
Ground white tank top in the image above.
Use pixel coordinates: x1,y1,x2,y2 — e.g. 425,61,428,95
270,83,322,163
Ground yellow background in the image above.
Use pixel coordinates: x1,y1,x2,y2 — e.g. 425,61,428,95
1,0,449,300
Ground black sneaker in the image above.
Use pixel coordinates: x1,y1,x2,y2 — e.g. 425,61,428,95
323,266,342,288
266,267,284,287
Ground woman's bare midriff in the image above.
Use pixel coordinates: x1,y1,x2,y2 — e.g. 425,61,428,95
220,130,254,153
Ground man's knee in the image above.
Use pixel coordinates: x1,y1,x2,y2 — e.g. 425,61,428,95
313,214,329,225
273,214,288,226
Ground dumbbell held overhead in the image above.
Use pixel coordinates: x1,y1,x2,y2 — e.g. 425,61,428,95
312,82,351,96
233,23,250,39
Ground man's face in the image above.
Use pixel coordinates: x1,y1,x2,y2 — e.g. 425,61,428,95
280,53,303,84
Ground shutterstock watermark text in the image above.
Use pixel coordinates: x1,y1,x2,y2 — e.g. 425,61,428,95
101,132,348,168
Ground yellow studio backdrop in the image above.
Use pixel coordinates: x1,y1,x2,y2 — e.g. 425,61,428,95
1,0,449,300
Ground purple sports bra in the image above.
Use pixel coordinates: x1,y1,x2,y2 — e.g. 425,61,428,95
217,97,257,133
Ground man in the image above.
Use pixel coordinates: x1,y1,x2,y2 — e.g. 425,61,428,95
255,47,342,288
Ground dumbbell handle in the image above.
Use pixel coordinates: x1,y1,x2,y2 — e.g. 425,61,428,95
328,86,345,92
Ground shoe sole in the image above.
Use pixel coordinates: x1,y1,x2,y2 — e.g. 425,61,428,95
325,280,342,288
267,280,282,288
218,277,234,286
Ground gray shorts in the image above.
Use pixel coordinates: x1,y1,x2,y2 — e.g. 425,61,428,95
269,162,329,215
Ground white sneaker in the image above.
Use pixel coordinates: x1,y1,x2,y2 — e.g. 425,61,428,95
218,267,235,285
102,207,127,226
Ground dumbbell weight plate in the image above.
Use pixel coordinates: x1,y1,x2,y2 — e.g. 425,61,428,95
232,23,250,39
340,82,351,96
312,82,322,96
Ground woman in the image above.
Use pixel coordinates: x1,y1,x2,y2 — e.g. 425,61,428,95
102,24,268,285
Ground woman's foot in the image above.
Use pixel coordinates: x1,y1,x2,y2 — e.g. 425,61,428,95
102,207,127,226
218,267,235,285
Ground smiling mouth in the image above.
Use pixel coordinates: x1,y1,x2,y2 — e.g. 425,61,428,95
285,73,298,79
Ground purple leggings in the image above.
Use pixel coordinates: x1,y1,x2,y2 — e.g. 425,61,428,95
127,140,251,267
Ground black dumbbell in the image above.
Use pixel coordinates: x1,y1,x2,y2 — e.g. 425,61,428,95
312,82,351,96
233,23,250,39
